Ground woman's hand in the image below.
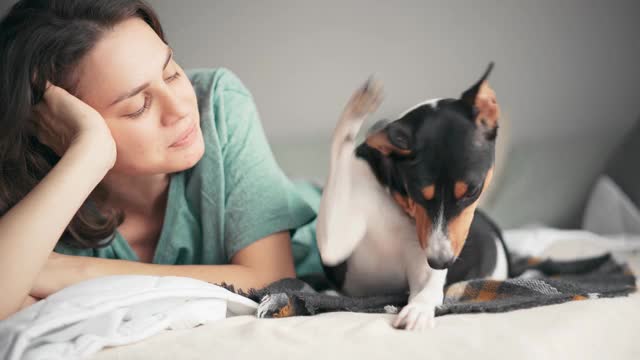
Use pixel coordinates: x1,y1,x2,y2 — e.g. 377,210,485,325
32,82,117,166
29,252,91,299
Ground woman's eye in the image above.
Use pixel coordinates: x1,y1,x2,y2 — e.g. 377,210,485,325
165,70,181,82
125,95,151,119
123,71,180,119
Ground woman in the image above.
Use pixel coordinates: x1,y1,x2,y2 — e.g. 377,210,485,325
0,0,323,320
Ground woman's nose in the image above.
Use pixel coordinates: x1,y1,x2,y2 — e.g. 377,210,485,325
159,86,190,126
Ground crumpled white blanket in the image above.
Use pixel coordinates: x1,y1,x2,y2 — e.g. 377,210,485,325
0,275,258,360
503,226,640,257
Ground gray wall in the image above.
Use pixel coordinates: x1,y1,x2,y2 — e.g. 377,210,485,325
2,0,639,228
145,0,640,145
2,1,637,142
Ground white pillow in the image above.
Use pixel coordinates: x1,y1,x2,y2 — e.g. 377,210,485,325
582,175,640,235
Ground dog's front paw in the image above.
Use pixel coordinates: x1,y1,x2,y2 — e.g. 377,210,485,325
344,76,384,120
257,293,302,319
392,302,438,331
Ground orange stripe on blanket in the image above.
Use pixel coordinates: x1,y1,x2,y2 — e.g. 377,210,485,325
472,281,500,302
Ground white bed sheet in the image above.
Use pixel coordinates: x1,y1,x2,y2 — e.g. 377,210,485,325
91,231,640,360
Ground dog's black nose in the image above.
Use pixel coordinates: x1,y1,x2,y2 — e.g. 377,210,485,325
427,257,454,270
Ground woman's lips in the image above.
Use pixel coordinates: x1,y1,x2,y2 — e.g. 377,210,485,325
170,122,197,148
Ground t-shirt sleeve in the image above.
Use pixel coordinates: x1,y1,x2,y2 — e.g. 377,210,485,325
215,70,316,261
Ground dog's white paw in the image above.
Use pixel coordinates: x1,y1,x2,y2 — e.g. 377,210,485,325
344,76,384,119
392,302,438,331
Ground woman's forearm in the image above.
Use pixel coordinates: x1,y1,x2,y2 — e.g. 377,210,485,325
0,134,114,320
80,231,297,294
84,257,285,293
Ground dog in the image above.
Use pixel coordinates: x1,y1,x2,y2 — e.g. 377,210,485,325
315,63,510,331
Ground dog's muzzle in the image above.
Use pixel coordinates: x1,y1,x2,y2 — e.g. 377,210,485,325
425,225,455,269
427,256,455,270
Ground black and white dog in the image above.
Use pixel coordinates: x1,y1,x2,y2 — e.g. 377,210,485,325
254,64,510,331
316,63,510,331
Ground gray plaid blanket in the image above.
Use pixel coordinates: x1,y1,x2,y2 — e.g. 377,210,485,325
220,252,636,318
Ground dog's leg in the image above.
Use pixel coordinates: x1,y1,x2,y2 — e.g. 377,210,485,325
257,291,407,318
316,77,384,265
393,262,447,331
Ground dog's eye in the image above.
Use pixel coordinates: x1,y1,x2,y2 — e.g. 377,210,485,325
463,183,482,199
391,134,409,149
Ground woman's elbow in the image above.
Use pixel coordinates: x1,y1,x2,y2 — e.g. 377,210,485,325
258,268,296,288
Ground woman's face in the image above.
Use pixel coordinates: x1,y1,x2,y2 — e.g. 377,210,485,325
72,18,204,175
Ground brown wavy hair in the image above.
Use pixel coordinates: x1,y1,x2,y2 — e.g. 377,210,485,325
0,0,167,248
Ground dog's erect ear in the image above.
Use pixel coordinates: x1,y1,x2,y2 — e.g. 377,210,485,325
460,62,494,108
365,121,413,156
460,62,499,139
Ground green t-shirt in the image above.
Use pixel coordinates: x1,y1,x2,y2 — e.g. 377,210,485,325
55,68,323,277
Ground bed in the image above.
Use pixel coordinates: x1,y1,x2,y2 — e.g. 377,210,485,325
87,231,640,360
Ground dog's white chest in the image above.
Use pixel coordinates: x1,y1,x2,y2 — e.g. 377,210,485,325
340,157,422,296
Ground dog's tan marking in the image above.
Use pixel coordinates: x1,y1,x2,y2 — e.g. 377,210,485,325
527,257,542,266
454,182,468,200
413,203,432,250
422,185,435,201
447,168,494,256
365,130,411,156
392,192,433,250
448,205,476,256
392,192,413,216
